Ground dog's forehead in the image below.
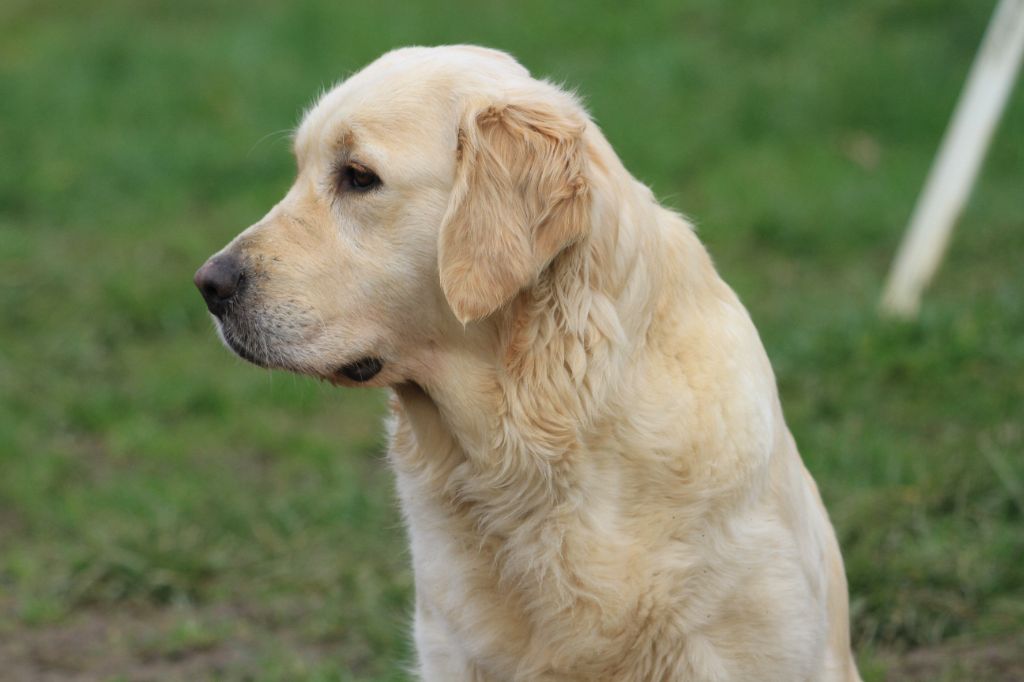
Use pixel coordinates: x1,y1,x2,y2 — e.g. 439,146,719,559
294,46,529,160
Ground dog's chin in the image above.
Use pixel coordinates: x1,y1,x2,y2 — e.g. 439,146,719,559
214,317,389,387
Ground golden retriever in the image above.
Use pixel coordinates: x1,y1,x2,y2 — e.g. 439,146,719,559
195,45,861,682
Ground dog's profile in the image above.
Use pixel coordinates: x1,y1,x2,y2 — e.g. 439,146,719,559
195,45,861,681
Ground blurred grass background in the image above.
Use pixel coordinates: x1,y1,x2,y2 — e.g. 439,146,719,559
1,0,1022,680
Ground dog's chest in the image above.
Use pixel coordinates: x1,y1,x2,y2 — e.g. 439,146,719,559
404,495,653,677
393,451,696,677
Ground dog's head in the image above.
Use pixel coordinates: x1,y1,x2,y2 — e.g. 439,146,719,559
195,46,591,387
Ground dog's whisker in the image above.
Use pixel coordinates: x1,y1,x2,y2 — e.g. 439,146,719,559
247,127,297,158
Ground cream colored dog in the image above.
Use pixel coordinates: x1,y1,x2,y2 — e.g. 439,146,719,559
195,46,861,681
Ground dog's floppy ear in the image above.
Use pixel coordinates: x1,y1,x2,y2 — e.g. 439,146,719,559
438,101,590,324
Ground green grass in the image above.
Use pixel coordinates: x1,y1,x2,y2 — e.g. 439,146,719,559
1,1,1022,679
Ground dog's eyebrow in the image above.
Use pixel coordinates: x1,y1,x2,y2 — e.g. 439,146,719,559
292,125,359,169
335,129,357,150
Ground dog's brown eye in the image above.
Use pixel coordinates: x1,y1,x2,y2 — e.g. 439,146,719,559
344,164,381,191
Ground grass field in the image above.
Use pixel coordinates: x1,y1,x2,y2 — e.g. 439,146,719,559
1,1,1022,680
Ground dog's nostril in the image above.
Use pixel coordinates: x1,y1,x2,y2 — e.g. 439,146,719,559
194,253,244,316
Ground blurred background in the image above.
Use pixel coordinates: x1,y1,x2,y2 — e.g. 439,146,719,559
1,1,1022,680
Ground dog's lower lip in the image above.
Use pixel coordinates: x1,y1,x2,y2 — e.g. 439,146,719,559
338,357,384,382
221,326,268,367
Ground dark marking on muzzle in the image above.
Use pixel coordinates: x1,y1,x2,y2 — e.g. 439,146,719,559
339,357,384,382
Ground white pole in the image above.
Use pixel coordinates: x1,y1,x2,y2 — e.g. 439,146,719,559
880,0,1024,318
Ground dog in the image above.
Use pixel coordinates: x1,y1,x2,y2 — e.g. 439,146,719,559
195,45,861,681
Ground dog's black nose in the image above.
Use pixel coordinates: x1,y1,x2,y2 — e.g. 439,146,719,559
194,253,243,317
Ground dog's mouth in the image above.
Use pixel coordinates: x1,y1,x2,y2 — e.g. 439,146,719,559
222,328,385,384
214,310,386,385
336,357,384,382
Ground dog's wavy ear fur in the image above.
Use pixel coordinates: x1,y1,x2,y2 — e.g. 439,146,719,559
438,100,590,324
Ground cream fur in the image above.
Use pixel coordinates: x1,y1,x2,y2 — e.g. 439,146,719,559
200,45,861,681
